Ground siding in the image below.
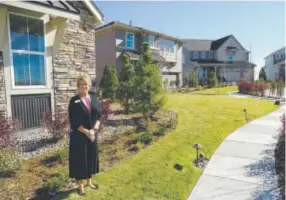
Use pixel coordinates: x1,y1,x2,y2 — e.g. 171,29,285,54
115,30,141,51
216,36,247,61
95,30,116,84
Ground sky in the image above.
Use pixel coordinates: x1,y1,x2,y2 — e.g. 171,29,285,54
95,1,285,78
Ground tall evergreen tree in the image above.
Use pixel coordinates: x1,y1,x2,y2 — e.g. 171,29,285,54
259,67,267,81
99,65,119,99
207,71,218,88
133,42,165,118
189,70,199,87
117,54,136,113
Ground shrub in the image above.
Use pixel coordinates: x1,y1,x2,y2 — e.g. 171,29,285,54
155,126,167,136
100,100,112,127
189,70,199,88
277,80,285,98
100,65,119,99
117,54,136,114
270,81,277,96
153,110,178,129
275,114,285,199
133,43,165,118
0,149,21,177
138,132,153,144
54,149,66,162
42,107,69,140
207,71,218,88
238,81,267,96
0,115,20,149
136,118,148,131
43,170,69,195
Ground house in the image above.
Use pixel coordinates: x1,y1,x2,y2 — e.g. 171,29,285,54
182,35,256,85
0,1,104,129
264,47,285,81
94,21,184,87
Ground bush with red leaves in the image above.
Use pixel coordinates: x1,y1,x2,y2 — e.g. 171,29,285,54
0,114,20,149
100,100,112,127
41,107,69,140
275,114,285,199
238,81,268,96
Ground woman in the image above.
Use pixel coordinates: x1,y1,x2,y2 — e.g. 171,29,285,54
68,74,101,195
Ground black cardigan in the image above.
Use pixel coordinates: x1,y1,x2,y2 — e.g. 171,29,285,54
68,93,101,131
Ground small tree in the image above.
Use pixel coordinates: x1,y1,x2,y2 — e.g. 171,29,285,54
270,81,277,97
134,43,165,119
277,79,285,99
189,70,199,88
207,71,218,88
259,67,267,81
117,55,136,113
99,65,119,99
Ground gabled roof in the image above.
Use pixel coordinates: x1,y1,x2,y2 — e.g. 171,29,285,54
182,39,213,51
183,34,248,52
95,21,183,43
210,35,232,50
264,47,285,59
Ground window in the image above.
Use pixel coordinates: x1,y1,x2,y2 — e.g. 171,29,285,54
193,52,198,59
227,53,233,61
201,52,206,59
208,52,213,59
244,52,248,60
9,14,46,86
126,32,134,49
276,54,280,59
149,35,155,47
159,39,175,53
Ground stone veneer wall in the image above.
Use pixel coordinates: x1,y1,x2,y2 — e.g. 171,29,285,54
52,2,96,110
0,51,6,116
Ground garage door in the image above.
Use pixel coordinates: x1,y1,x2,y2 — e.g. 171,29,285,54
162,73,177,88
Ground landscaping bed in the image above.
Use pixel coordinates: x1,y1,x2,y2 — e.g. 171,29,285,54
0,105,177,200
52,94,278,200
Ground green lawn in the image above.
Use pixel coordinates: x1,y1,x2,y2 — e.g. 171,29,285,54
55,94,278,200
191,85,238,95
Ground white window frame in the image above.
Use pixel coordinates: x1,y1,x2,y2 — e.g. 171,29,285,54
125,32,135,49
201,52,206,59
193,51,198,59
8,12,47,89
275,54,280,59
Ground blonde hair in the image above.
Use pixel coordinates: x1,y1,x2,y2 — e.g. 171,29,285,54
77,74,91,87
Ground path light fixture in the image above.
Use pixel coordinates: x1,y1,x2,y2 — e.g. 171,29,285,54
193,143,202,161
243,109,248,121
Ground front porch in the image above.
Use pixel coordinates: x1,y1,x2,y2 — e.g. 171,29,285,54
187,61,256,86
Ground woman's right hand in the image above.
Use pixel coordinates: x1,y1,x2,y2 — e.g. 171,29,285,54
88,129,95,142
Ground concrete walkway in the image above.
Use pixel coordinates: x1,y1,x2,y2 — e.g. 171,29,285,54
187,106,285,200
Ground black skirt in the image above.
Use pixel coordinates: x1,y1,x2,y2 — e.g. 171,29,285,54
69,130,99,180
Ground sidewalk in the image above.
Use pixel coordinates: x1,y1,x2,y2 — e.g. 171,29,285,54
187,106,285,200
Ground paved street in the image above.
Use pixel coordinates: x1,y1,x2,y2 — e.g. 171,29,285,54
187,106,285,200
